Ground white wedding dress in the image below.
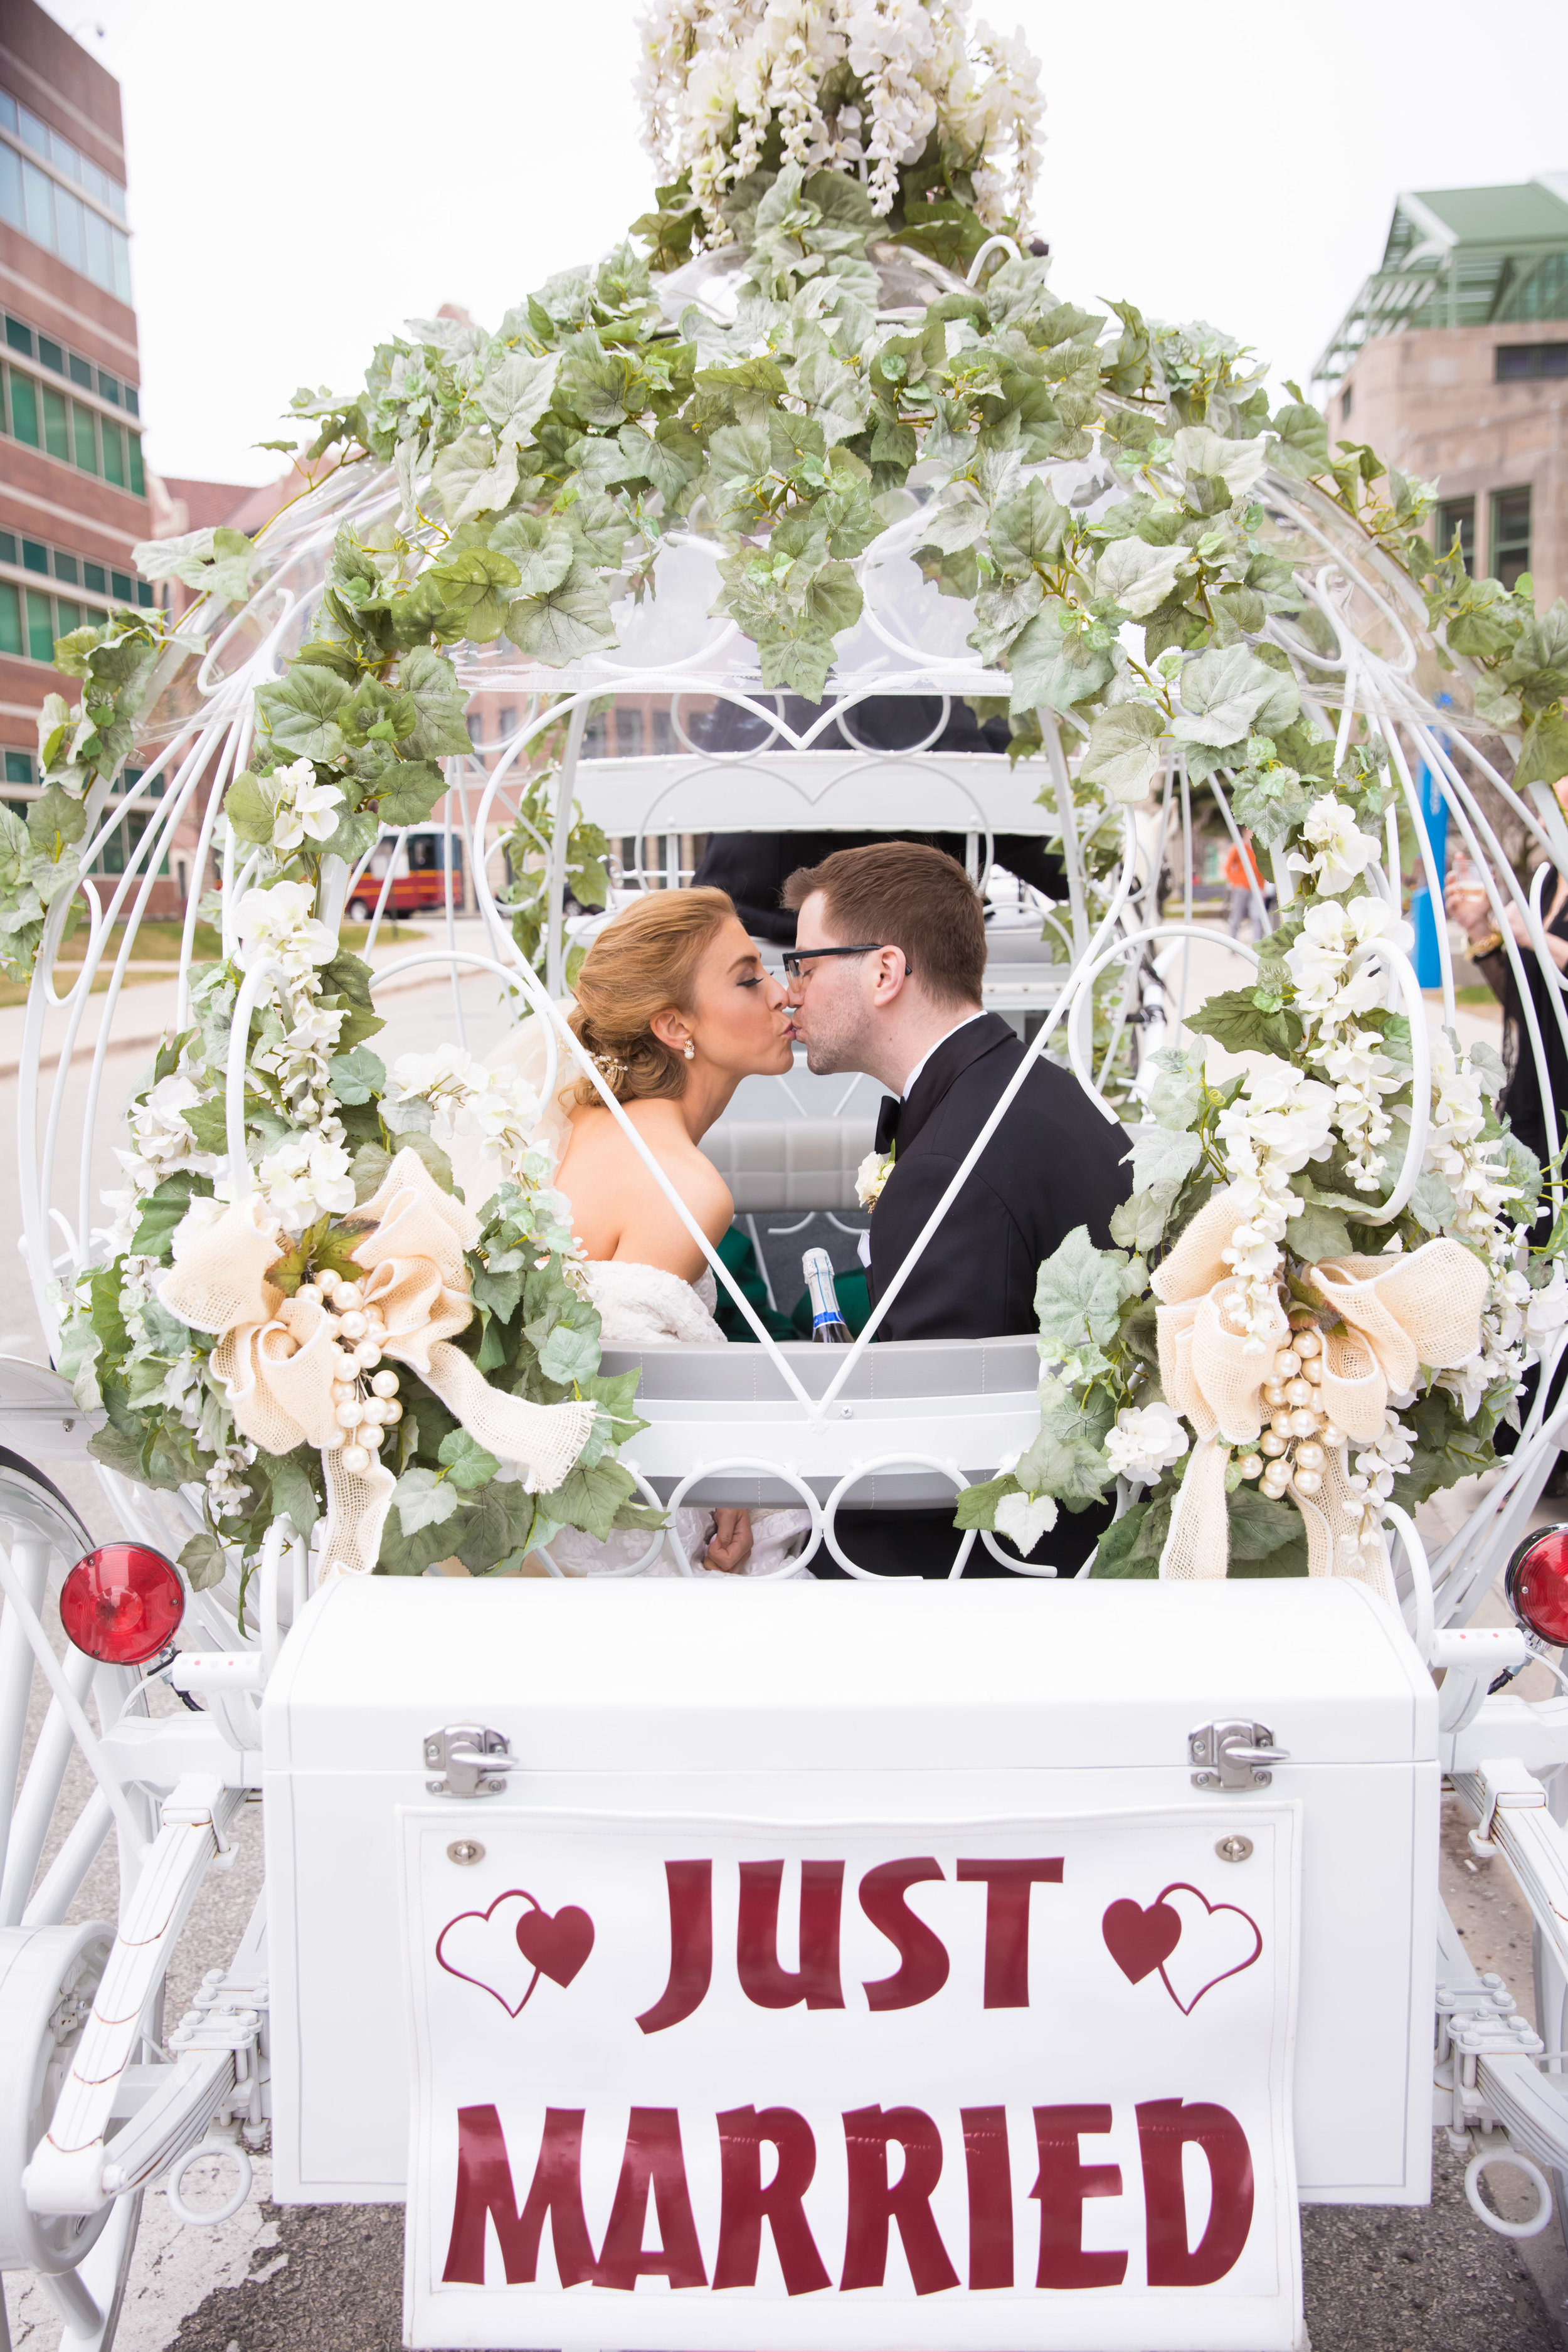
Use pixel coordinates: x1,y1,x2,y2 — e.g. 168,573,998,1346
447,1015,812,1581
541,1261,813,1580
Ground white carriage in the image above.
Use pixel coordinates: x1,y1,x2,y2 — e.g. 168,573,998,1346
4,161,1568,2352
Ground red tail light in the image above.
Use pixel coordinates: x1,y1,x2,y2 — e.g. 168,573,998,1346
1505,1525,1568,1648
60,1544,184,1665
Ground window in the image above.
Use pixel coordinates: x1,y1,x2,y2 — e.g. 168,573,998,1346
0,317,140,440
0,534,150,611
0,586,21,658
499,705,516,741
4,751,34,785
0,92,131,297
70,400,97,474
1342,383,1352,421
1496,344,1568,382
66,352,91,389
1491,487,1533,591
583,711,607,756
8,369,37,446
41,383,69,462
616,706,644,756
55,597,79,635
653,710,675,754
24,590,52,663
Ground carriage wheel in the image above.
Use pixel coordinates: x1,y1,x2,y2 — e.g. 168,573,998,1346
0,1920,116,2275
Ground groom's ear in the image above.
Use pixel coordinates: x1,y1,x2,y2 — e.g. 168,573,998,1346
869,945,913,1003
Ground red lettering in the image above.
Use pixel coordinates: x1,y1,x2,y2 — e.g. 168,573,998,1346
955,1859,1063,2007
595,2107,707,2291
637,1860,712,2035
714,2106,830,2295
860,1858,950,2011
1030,2104,1126,2290
442,2104,596,2287
841,2105,959,2296
738,1860,845,2010
960,2106,1013,2289
1136,2099,1254,2287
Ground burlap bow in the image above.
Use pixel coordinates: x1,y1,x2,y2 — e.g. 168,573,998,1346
160,1148,595,1581
1148,1187,1489,1597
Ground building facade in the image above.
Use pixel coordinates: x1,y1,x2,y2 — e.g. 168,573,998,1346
0,0,156,889
1313,176,1568,607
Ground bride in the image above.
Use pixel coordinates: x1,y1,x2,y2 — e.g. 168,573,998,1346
480,887,812,1578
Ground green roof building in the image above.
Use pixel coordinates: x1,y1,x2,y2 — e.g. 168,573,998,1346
1312,176,1568,603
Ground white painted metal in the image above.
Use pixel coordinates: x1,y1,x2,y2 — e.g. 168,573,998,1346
263,1575,1434,2206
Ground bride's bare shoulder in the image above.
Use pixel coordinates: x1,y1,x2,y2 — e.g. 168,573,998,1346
563,1098,732,1250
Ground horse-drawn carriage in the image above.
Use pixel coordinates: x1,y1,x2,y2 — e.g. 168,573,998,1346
6,40,1568,2341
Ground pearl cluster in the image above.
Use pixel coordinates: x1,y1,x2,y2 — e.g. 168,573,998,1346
1236,1326,1345,1503
294,1266,401,1476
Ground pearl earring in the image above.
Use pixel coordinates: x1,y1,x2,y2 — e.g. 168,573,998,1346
683,1039,696,1061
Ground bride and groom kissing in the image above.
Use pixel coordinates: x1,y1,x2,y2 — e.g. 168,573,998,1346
492,840,1128,1581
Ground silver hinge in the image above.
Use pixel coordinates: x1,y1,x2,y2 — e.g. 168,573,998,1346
1189,1719,1290,1792
423,1724,519,1798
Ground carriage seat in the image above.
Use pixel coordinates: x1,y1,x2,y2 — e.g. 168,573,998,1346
701,1117,876,1214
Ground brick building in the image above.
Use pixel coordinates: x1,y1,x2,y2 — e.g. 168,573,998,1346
0,0,154,867
1313,174,1568,603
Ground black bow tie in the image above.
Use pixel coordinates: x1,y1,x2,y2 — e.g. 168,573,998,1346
874,1094,901,1156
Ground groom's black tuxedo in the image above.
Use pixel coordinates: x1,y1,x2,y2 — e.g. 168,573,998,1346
825,1012,1131,1581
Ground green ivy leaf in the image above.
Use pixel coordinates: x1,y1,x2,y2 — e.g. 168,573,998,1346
538,1321,601,1385
327,1046,386,1105
223,771,274,845
255,665,351,763
393,1465,462,1536
1186,987,1303,1057
438,1428,502,1489
179,1530,227,1591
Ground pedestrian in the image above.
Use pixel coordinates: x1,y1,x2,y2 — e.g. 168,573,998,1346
1223,830,1265,941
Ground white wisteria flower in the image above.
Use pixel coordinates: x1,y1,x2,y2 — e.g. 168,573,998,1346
267,758,346,855
636,0,1042,233
388,1046,548,1185
241,1132,357,1235
235,879,339,973
1286,797,1381,898
1104,1402,1189,1485
1214,1065,1335,1346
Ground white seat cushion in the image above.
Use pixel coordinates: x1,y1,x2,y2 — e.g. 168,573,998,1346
702,1118,877,1212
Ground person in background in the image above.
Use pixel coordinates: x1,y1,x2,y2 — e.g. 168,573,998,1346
1449,818,1568,1495
1224,830,1266,941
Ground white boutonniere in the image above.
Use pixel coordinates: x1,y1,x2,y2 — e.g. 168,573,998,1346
856,1146,895,1211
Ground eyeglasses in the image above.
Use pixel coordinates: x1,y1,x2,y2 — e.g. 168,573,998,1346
781,943,913,981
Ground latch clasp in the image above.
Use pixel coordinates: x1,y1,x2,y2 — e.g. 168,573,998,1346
1189,1719,1289,1792
424,1724,517,1798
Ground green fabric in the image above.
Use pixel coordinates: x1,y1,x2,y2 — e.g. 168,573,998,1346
789,1264,871,1338
712,1224,795,1343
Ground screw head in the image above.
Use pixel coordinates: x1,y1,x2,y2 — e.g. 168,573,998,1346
1216,1834,1254,1864
447,1840,485,1867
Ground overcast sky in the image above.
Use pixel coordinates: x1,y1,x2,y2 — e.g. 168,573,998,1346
40,0,1568,492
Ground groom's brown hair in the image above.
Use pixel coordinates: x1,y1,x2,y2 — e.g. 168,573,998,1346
782,841,986,1007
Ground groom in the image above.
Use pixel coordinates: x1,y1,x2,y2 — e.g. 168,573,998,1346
782,840,1130,1578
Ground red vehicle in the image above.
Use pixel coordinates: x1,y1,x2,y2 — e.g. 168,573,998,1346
346,827,465,919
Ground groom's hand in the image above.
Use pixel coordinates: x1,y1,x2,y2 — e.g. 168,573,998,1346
704,1508,754,1573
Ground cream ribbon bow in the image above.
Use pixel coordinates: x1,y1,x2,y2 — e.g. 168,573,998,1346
159,1148,595,1581
1148,1187,1488,1596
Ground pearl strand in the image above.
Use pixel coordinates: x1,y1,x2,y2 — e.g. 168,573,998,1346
1236,1325,1344,1503
295,1267,400,1476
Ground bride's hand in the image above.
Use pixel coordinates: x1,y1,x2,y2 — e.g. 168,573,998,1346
704,1508,754,1573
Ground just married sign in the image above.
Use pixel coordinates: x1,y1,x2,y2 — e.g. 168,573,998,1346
400,1808,1302,2350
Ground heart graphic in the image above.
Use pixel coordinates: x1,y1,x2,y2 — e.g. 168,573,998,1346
515,1902,595,1987
437,1890,548,2017
1102,1895,1183,1984
1154,1882,1263,2015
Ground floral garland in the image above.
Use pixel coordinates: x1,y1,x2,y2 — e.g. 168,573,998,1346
956,761,1568,1582
634,0,1043,254
32,25,1568,1604
56,879,654,1599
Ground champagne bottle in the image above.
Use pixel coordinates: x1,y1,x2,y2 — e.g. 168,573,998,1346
803,1246,852,1344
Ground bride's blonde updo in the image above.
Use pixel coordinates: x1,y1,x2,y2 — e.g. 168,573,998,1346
567,887,736,1106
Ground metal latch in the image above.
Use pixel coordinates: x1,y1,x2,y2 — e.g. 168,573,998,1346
424,1724,518,1798
1189,1720,1290,1792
